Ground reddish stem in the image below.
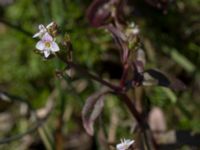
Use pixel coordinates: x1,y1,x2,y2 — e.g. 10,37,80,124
120,63,129,87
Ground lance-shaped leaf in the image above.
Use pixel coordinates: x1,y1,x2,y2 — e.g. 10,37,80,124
82,88,109,136
106,24,128,62
86,0,111,27
143,69,186,91
143,69,170,87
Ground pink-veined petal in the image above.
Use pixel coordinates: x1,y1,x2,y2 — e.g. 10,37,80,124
51,41,60,52
36,41,45,50
44,50,50,58
42,33,53,42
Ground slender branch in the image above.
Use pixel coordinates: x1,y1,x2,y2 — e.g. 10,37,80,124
120,63,129,87
115,92,153,150
117,93,147,128
70,62,121,90
57,55,122,91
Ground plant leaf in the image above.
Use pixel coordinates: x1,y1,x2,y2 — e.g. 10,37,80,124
86,0,111,27
82,88,109,136
144,69,170,87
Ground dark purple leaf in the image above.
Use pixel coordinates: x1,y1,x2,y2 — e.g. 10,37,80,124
115,0,127,25
86,0,111,27
106,24,128,62
144,69,170,87
82,88,109,136
144,69,186,91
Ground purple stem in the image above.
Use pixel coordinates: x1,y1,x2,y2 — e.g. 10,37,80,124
58,55,121,91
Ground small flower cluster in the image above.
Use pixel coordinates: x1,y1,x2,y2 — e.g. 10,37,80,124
33,22,60,58
116,138,134,150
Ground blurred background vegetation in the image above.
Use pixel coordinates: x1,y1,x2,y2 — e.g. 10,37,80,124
0,0,200,149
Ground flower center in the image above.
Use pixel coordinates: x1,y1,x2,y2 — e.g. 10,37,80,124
45,42,51,48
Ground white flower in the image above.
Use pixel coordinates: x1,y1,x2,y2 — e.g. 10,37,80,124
33,22,54,38
35,33,60,58
116,139,134,150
